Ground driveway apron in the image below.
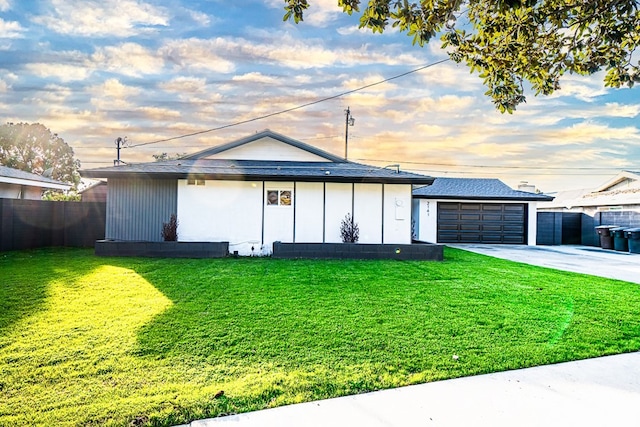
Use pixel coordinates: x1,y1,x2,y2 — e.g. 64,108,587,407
448,244,640,284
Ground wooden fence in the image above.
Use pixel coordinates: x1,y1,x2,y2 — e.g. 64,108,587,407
0,199,106,251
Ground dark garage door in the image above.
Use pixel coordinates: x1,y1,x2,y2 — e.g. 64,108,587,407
437,202,527,244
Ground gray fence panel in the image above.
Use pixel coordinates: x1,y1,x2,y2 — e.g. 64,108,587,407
536,212,562,245
0,199,106,250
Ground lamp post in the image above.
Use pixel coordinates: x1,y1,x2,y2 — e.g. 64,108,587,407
344,106,355,160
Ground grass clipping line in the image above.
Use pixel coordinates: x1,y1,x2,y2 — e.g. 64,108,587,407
0,248,639,426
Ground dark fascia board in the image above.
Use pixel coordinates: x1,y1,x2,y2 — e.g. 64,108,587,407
82,170,434,185
181,129,348,163
413,194,554,202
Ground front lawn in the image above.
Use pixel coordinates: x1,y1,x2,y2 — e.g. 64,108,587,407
1,248,639,426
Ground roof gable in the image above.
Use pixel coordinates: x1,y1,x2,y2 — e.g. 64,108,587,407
594,170,640,193
182,130,346,163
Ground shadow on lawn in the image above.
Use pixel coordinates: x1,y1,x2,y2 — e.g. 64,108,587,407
0,248,100,335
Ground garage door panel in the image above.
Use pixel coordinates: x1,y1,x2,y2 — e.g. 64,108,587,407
461,224,481,231
459,233,482,242
440,213,460,221
482,205,503,211
437,202,527,244
439,224,460,231
482,214,502,221
461,214,481,220
461,204,481,210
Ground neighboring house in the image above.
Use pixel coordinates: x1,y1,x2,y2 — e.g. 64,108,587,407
0,165,71,200
79,180,107,202
412,177,553,245
537,171,640,246
81,130,435,255
538,170,640,215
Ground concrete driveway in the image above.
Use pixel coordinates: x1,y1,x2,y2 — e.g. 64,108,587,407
448,244,640,284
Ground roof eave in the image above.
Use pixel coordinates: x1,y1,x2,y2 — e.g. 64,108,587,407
81,170,434,185
412,194,554,201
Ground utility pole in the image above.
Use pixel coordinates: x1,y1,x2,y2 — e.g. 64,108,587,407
114,136,128,166
344,106,355,160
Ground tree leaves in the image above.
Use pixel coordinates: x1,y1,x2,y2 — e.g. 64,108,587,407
283,0,640,113
0,122,80,187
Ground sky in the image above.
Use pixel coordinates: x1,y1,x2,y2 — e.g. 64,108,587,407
1,0,639,192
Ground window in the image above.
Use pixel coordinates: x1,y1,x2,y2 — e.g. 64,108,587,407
187,178,205,186
267,189,292,206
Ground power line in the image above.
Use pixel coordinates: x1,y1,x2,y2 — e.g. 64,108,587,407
354,158,628,170
125,59,451,149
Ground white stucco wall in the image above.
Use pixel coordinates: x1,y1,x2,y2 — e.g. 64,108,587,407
383,184,412,244
295,182,324,243
527,202,537,245
177,180,263,255
354,183,383,243
205,137,329,162
263,181,294,250
178,179,414,254
415,198,539,245
324,182,353,243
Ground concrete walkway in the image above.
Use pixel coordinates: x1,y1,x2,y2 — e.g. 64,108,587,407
180,352,640,427
448,244,640,284
177,245,640,427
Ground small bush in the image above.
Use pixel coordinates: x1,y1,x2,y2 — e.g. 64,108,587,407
162,214,178,241
340,213,359,243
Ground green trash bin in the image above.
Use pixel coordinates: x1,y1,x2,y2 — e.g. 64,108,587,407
624,228,640,254
595,225,617,250
611,227,629,252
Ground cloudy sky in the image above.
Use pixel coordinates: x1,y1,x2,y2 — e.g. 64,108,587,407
1,0,639,192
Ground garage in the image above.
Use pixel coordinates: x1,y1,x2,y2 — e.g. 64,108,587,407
412,177,554,245
437,202,527,244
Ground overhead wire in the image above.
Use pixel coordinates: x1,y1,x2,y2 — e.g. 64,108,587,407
125,58,451,149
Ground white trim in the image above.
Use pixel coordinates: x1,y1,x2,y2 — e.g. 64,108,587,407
0,176,70,191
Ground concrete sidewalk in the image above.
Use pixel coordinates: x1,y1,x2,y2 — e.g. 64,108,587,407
180,352,640,426
449,244,640,284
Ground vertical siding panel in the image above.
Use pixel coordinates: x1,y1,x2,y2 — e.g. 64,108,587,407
106,178,177,241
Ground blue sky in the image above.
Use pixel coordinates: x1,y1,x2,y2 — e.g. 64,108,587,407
1,0,639,192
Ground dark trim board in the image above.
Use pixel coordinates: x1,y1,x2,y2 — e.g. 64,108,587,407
95,240,229,258
272,242,443,261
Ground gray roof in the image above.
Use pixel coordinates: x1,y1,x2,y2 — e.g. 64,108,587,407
412,177,553,201
0,165,70,187
81,159,435,185
182,129,347,163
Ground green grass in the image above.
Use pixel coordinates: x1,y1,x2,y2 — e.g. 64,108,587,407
1,248,640,426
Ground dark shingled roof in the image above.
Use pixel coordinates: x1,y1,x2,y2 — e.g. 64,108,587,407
81,159,435,185
412,177,553,201
0,165,70,187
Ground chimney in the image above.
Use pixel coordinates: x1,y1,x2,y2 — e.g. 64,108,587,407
518,181,537,193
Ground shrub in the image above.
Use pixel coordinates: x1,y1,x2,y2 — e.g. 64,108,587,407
340,213,359,243
162,214,178,241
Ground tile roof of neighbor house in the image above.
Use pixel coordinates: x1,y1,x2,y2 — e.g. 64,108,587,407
0,165,71,189
412,177,554,201
81,159,435,184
